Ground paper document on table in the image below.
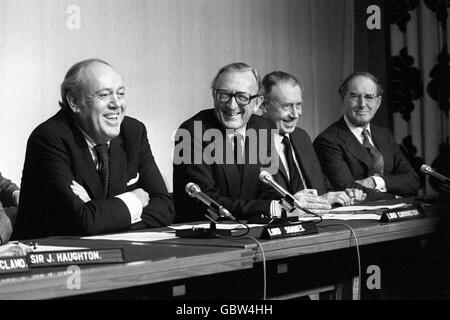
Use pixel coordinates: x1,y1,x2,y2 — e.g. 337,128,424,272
33,245,87,252
82,232,177,242
330,202,409,213
322,213,381,220
170,223,264,230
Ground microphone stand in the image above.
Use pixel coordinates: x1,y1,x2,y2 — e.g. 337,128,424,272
176,207,222,238
269,194,300,224
204,208,220,235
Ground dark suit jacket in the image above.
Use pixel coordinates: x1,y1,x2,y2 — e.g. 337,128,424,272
271,128,331,196
0,173,18,243
313,117,419,198
0,173,19,207
13,109,174,239
173,109,278,222
0,205,12,244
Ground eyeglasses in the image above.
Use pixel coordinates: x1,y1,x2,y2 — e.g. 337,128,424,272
214,89,259,106
347,92,379,102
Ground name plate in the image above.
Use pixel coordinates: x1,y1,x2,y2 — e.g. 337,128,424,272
380,205,425,223
260,221,318,240
0,257,30,274
28,248,125,267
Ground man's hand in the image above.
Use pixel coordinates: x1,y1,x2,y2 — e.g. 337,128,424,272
355,177,376,189
320,191,351,206
70,181,91,203
293,189,331,216
131,188,149,208
321,189,367,206
344,188,367,205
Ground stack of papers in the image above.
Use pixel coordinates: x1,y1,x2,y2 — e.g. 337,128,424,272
322,202,410,220
83,232,178,242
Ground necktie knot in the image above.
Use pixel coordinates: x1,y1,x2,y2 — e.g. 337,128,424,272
281,135,291,147
94,144,109,162
362,128,371,139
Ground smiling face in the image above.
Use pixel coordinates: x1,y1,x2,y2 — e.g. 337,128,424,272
69,62,126,144
212,70,261,130
262,82,302,135
343,75,381,127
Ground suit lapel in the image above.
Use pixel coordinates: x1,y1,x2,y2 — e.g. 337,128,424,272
336,117,373,170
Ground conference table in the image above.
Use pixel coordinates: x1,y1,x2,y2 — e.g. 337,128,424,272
0,200,444,300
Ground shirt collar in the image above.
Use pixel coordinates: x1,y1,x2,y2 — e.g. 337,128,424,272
344,115,371,138
274,132,289,145
77,126,110,149
344,115,372,144
226,125,247,140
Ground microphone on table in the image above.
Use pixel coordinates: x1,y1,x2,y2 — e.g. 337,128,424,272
185,182,236,221
258,170,308,212
420,165,450,184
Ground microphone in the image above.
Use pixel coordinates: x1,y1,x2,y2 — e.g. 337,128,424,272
185,182,236,221
420,164,450,183
259,170,305,211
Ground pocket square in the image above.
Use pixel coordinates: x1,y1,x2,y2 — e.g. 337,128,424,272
127,173,139,186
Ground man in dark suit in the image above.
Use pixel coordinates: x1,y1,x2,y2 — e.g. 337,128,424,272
173,63,331,222
313,72,419,199
13,59,174,239
260,71,366,209
0,173,20,244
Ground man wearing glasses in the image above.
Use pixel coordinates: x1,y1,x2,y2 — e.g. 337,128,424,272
173,63,332,222
13,59,174,239
313,72,419,199
260,71,366,209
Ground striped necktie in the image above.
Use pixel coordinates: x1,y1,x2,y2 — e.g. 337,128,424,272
362,128,384,176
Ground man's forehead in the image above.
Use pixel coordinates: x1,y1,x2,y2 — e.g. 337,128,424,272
270,82,302,100
215,70,258,89
348,76,377,90
82,63,123,89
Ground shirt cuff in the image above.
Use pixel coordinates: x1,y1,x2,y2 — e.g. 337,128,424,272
372,176,387,192
12,190,20,206
270,200,281,218
115,192,143,224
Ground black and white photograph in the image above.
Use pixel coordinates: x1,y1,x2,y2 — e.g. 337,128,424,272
0,0,449,305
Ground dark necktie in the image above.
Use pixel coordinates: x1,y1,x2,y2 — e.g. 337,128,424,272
233,134,244,172
362,128,384,176
282,135,304,193
94,144,109,198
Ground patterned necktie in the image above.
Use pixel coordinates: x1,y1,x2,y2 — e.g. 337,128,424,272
282,135,305,193
362,128,384,176
94,144,109,198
